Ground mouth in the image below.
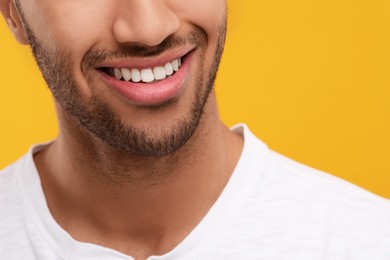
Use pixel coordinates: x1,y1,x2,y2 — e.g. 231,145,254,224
95,49,194,105
98,56,182,84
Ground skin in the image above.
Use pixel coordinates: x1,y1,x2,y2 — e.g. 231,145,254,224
1,0,243,259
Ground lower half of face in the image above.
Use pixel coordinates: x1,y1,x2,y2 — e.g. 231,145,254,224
22,10,227,157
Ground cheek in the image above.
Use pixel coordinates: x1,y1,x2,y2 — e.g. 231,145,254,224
24,1,119,95
173,0,226,37
24,1,114,63
171,0,227,57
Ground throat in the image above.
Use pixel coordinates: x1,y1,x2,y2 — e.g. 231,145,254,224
34,131,233,259
33,113,239,258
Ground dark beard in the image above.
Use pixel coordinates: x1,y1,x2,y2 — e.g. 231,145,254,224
16,1,227,157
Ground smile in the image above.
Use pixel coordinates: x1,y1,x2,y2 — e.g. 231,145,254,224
96,50,194,105
105,57,182,84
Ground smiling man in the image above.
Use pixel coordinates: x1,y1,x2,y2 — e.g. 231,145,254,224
1,1,390,260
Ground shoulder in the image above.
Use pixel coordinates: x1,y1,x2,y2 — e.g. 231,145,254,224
0,154,30,220
237,126,390,247
0,158,23,204
0,148,55,259
229,128,390,256
0,156,31,254
0,146,43,214
237,124,390,217
266,149,390,211
246,145,390,249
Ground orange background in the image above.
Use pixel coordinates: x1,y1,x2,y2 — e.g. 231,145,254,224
1,0,389,198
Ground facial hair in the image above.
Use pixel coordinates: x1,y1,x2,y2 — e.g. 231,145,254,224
16,1,227,157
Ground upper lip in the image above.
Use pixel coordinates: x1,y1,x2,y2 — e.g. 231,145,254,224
95,45,195,70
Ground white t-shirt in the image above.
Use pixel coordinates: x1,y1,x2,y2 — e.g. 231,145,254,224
1,124,390,260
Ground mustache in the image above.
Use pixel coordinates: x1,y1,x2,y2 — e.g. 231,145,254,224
82,30,206,68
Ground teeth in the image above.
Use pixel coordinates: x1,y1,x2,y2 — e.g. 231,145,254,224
111,57,182,83
141,69,155,83
121,68,132,81
114,68,123,80
171,59,179,72
153,66,167,80
131,69,141,82
164,62,174,76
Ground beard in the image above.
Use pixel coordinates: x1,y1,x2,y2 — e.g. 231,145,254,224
16,2,226,157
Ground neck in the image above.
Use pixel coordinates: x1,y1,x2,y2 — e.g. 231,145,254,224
34,97,243,258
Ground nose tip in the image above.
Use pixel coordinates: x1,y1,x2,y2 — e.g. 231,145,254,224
112,1,180,47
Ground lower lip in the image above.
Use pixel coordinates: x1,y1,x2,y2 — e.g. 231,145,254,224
98,52,194,106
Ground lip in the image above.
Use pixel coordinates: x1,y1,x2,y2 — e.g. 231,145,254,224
97,49,195,106
96,46,195,70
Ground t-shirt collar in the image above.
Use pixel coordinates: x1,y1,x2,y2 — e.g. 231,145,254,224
17,124,269,260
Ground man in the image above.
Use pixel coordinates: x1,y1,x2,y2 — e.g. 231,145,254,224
0,0,389,259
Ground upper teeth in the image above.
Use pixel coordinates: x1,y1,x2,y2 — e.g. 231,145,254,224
112,57,182,83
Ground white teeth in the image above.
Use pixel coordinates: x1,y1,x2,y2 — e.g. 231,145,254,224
112,57,182,83
121,68,132,81
164,62,174,76
131,69,141,82
141,69,155,83
171,59,179,72
153,66,167,80
114,68,123,80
